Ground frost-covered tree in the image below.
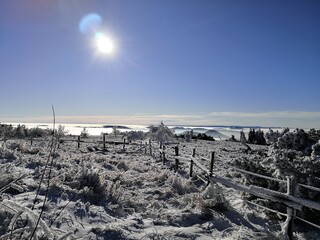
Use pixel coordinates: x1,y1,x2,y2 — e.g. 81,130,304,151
248,129,256,144
112,126,121,137
184,131,192,142
240,131,247,143
148,122,175,143
255,129,266,145
56,125,67,139
80,127,89,138
277,129,317,155
15,124,26,138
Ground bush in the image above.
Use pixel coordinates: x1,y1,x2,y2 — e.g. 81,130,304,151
148,122,175,143
80,128,89,138
124,131,146,142
77,168,106,204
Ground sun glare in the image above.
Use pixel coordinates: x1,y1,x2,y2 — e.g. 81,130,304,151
95,32,115,55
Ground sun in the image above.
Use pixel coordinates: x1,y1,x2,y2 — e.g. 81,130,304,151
94,32,115,55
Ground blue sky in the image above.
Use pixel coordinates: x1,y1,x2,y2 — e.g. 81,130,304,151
0,0,319,128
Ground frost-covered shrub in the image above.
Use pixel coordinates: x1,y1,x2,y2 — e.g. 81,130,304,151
277,129,318,156
311,140,320,158
170,175,198,195
265,129,282,145
125,131,146,142
148,122,175,143
80,127,89,138
198,183,228,218
233,128,320,224
28,127,51,138
77,168,106,204
0,147,17,161
56,125,67,139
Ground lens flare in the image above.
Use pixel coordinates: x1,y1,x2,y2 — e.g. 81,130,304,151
95,32,115,54
79,13,102,34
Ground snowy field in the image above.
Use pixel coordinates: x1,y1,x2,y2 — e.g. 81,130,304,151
0,137,319,239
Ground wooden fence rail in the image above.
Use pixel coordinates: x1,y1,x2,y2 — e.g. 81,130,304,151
158,145,320,240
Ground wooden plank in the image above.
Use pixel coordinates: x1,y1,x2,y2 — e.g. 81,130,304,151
191,157,210,174
295,216,320,230
210,175,302,210
230,166,287,183
246,200,287,217
175,156,191,162
297,183,320,193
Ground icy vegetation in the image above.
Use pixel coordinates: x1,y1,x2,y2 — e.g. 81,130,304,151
232,128,320,229
0,125,320,239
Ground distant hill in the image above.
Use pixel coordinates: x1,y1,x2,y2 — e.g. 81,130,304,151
179,131,201,136
171,127,186,130
204,130,229,139
102,125,131,129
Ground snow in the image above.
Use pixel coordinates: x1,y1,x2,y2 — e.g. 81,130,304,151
0,137,319,239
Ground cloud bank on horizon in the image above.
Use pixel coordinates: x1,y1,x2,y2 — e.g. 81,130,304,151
2,111,320,129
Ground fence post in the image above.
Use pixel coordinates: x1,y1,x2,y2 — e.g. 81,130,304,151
77,136,81,149
286,176,296,240
207,151,215,185
123,139,126,151
103,134,106,151
162,145,166,164
210,151,215,177
149,139,152,156
140,142,142,153
30,138,33,146
190,148,195,177
175,146,179,172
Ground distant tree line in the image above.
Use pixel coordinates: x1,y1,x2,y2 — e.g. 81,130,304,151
176,130,215,142
0,123,55,139
237,129,267,145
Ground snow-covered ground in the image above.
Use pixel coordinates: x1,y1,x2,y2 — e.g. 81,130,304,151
0,137,318,239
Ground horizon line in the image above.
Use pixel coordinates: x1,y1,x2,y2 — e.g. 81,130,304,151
1,111,320,129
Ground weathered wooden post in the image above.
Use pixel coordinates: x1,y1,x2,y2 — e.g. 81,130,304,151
149,139,152,156
175,146,179,172
208,151,215,185
209,151,215,177
123,139,126,151
140,141,142,153
160,141,163,149
30,138,33,146
190,148,195,177
103,133,106,151
286,176,296,240
77,136,81,149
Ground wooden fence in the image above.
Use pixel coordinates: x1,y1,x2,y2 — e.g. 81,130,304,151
158,144,320,240
0,134,130,152
2,136,320,238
